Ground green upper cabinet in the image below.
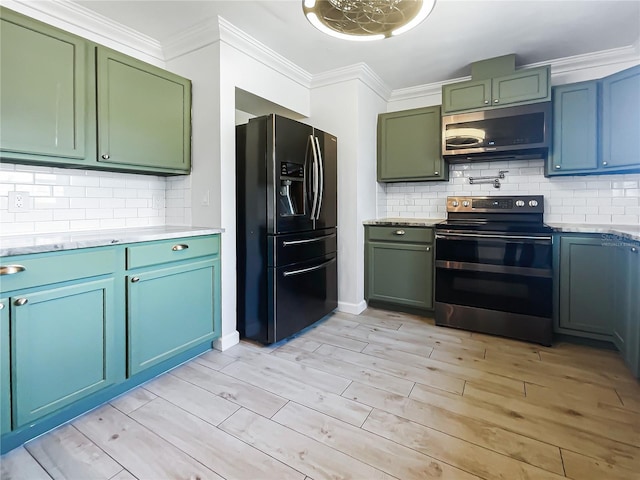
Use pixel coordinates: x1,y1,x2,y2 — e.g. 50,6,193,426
377,106,448,182
547,81,599,175
441,79,492,113
601,64,640,172
0,7,191,175
0,9,91,163
547,65,640,176
96,48,192,174
442,66,550,114
1,298,9,435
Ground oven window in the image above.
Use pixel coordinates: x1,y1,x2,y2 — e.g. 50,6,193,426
436,237,552,268
435,268,552,318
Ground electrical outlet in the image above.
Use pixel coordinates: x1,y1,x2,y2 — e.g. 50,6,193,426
8,191,30,213
201,189,210,206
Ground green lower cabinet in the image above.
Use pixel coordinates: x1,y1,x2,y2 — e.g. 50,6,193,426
11,279,116,427
557,235,616,339
377,106,448,182
613,242,640,378
365,226,434,311
128,259,218,375
1,298,9,435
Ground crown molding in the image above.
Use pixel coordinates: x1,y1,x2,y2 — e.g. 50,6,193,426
218,17,313,88
162,16,221,61
2,0,164,64
312,63,391,100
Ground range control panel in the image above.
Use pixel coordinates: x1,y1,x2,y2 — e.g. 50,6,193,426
446,195,545,214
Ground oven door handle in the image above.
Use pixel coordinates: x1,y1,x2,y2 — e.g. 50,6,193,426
435,260,553,278
436,232,552,243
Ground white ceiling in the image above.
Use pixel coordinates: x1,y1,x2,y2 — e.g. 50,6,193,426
75,0,640,90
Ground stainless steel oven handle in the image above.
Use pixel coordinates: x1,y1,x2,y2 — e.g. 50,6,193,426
436,232,552,242
282,232,336,246
435,260,552,278
283,257,336,277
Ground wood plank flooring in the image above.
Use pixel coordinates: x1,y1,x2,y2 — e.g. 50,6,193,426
2,308,640,480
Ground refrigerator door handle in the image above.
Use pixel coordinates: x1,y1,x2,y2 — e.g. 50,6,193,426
309,134,319,220
314,135,324,220
282,232,336,246
282,257,336,277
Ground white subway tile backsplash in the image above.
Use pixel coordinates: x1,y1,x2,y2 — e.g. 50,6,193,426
381,159,640,225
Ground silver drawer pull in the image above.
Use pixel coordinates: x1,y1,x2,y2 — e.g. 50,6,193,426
172,244,189,251
632,247,638,253
0,265,26,275
394,230,406,236
0,303,4,310
426,247,431,252
131,277,140,283
14,298,28,307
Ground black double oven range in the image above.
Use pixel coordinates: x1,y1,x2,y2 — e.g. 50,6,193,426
434,195,553,346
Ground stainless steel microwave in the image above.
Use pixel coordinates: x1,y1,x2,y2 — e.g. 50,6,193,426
441,102,551,163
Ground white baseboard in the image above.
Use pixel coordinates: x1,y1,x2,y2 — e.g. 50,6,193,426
337,300,367,315
213,330,240,351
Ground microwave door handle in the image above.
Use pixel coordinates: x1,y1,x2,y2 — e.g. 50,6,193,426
309,134,319,220
314,135,324,220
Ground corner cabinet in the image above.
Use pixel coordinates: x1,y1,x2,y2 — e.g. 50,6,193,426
1,298,10,435
377,106,448,182
97,48,191,174
547,65,640,176
442,66,550,114
125,236,220,375
0,7,191,175
613,241,640,378
365,226,434,312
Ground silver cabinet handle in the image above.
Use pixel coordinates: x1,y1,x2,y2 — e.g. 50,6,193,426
434,171,439,175
14,298,28,306
0,265,26,275
632,247,638,253
494,99,499,103
603,161,608,166
0,303,4,310
172,244,189,251
131,277,140,283
101,154,110,160
394,230,406,236
484,100,489,104
555,165,561,169
426,247,431,252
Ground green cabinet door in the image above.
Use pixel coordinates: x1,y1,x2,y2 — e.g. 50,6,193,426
558,236,615,339
377,106,447,182
601,64,640,172
366,240,433,310
1,298,9,435
128,259,218,375
547,82,599,175
96,47,192,174
0,8,89,162
613,242,640,378
442,79,491,113
11,279,116,427
492,67,550,107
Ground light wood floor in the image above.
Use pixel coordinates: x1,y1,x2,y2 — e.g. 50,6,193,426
2,308,640,480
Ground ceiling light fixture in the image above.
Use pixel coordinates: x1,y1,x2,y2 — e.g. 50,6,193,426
303,0,436,41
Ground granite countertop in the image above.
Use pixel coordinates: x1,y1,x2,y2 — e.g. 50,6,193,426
548,223,640,242
0,225,225,257
363,218,444,227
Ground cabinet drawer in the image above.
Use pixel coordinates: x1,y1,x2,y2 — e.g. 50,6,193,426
367,226,433,243
0,248,117,293
127,235,219,269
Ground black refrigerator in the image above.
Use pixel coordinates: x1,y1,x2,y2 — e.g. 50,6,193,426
236,114,338,344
